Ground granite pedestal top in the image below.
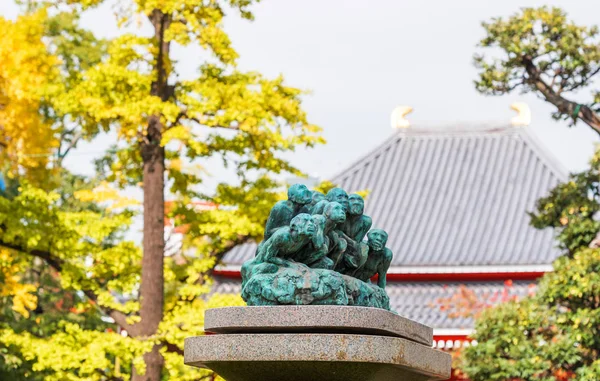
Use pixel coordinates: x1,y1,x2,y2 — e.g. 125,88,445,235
205,306,433,346
185,333,450,381
185,306,451,381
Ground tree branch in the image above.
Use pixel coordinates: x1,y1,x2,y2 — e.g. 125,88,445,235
175,236,251,282
564,66,600,93
168,235,250,310
523,56,600,135
173,110,240,131
208,235,251,276
0,240,141,337
164,341,183,356
58,130,83,160
95,368,125,381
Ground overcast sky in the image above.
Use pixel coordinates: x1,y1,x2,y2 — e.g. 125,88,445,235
2,0,599,182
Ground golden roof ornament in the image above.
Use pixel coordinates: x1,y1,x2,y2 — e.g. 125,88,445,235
510,102,531,126
390,106,413,128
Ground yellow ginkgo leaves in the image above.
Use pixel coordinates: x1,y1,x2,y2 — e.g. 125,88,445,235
0,249,38,318
74,181,140,211
0,11,60,182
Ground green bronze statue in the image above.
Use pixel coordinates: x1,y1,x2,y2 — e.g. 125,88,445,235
326,187,350,212
241,184,394,311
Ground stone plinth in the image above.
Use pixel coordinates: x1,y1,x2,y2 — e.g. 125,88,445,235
204,306,433,346
185,306,451,381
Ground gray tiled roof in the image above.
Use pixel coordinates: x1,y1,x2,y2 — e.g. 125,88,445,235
221,242,257,265
385,280,535,329
209,277,535,329
222,125,567,268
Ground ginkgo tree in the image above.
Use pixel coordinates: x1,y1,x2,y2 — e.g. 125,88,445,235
0,1,323,380
0,10,59,185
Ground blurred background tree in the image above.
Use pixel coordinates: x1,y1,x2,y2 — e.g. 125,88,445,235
459,7,600,380
474,6,600,134
461,249,600,380
0,1,324,380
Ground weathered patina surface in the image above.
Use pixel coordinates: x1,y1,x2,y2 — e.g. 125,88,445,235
241,185,394,310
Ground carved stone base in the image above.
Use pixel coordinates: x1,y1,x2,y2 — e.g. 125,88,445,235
184,306,451,381
241,260,390,310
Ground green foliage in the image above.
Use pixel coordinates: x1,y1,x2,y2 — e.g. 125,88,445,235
529,150,600,254
0,0,324,379
44,11,107,85
1,323,151,381
461,249,600,381
312,180,337,195
0,177,249,378
0,184,140,311
0,176,124,380
311,180,369,199
461,149,600,379
464,18,600,368
474,6,600,123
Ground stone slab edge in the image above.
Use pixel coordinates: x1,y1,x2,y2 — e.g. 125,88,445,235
185,333,451,380
205,306,433,346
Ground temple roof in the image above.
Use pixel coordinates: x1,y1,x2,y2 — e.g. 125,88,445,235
222,124,567,269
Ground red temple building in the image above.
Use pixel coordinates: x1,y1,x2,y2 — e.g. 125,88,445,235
196,111,567,379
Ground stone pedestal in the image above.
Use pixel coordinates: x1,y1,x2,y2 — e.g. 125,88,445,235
185,306,451,381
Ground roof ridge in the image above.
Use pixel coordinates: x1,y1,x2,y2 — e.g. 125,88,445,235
329,123,518,183
516,127,569,182
393,122,515,133
330,124,569,183
330,129,404,183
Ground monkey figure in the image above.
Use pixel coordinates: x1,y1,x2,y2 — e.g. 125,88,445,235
242,213,317,285
318,202,348,269
308,190,326,214
295,201,347,269
337,193,372,272
311,187,349,215
353,229,393,289
342,194,372,243
263,184,312,240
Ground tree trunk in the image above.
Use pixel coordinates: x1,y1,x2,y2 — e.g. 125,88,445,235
132,9,171,381
135,344,164,381
523,57,600,135
133,115,166,381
